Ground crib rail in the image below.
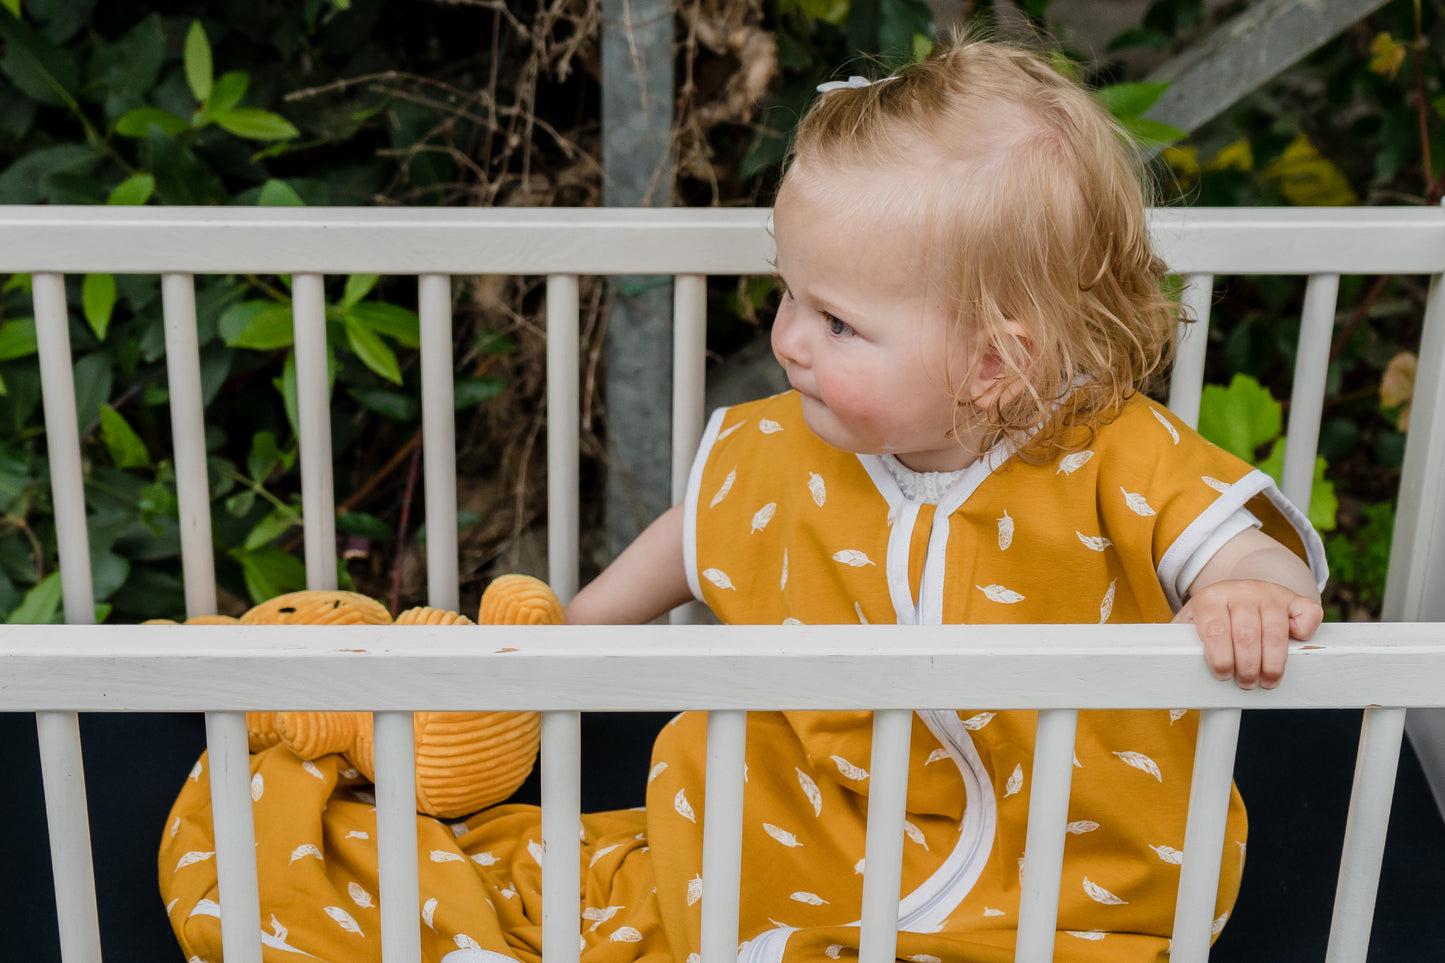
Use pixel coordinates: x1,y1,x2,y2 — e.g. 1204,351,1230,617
2,204,1445,963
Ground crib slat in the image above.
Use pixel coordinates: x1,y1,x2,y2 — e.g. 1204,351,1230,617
541,710,582,963
161,273,219,616
35,712,103,963
1283,274,1340,509
291,273,337,590
858,709,912,963
1015,708,1079,962
546,275,581,603
1325,706,1408,963
205,710,263,962
700,709,747,963
1167,274,1214,429
376,710,422,963
1171,707,1241,962
419,274,461,611
670,274,708,625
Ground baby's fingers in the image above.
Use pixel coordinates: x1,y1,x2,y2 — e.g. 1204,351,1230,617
1175,594,1236,683
1288,596,1325,641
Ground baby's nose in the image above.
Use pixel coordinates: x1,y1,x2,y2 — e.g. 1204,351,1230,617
771,312,808,369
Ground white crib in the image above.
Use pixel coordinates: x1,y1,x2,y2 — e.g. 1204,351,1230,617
1,205,1444,963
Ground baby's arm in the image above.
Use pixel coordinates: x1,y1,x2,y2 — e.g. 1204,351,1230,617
563,503,694,625
1171,527,1324,690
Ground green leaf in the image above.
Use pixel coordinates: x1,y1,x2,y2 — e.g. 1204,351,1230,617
225,488,256,517
1095,82,1171,120
257,178,305,206
343,316,402,384
336,511,394,541
1106,27,1172,53
184,19,212,103
242,506,301,550
233,544,307,603
0,317,38,360
1257,439,1338,532
0,4,79,108
347,387,417,421
115,106,188,137
454,376,506,408
346,302,420,347
276,351,300,439
144,129,226,205
1,0,18,18
71,352,112,432
246,430,293,484
208,69,248,113
1197,374,1283,461
1118,116,1187,147
219,300,295,350
82,272,116,341
6,571,61,623
0,143,99,204
474,330,517,355
342,274,379,308
106,174,155,206
212,107,299,141
99,404,149,468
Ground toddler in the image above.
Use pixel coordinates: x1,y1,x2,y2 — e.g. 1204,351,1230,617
567,38,1325,963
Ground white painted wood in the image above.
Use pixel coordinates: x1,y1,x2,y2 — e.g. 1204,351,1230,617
1325,707,1408,963
1168,274,1214,429
541,710,582,963
700,709,747,963
1283,274,1340,509
858,709,912,963
205,710,263,963
419,274,460,611
34,711,102,963
1016,708,1079,962
292,274,337,590
546,275,581,604
161,273,219,616
375,710,422,963
32,272,95,623
670,274,709,626
1171,707,1242,963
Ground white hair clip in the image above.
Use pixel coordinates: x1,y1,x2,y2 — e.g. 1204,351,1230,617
816,75,897,93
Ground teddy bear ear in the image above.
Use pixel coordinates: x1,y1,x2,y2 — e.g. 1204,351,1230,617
240,590,393,625
394,606,474,626
478,574,564,626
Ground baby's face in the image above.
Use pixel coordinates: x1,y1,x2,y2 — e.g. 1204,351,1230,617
769,166,983,473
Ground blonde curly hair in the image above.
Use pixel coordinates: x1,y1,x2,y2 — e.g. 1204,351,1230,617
785,38,1181,463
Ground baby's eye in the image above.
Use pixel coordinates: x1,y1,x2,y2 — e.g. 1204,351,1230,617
827,315,854,337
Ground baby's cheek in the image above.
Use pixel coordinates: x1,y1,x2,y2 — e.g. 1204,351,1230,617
818,371,887,433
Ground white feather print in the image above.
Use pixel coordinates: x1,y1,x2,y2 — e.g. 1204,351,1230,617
471,851,498,866
825,945,844,959
718,421,744,441
352,789,375,805
1238,839,1248,867
977,584,1026,604
1202,475,1231,493
589,843,621,867
1076,532,1112,552
997,510,1014,549
1082,877,1128,905
983,907,1005,917
854,602,868,624
170,816,180,839
751,502,777,533
710,467,737,508
832,549,875,567
499,884,517,900
961,712,995,730
348,882,374,908
853,858,865,875
909,956,942,963
903,820,929,850
455,934,482,951
782,617,804,625
339,766,360,779
583,906,622,930
1169,709,1187,724
688,955,702,963
1213,912,1229,936
346,830,369,840
1151,408,1181,444
674,788,696,823
269,914,287,941
452,822,470,838
688,874,704,905
422,898,437,928
1065,930,1108,941
831,755,868,781
166,899,179,915
925,748,950,765
1005,764,1023,797
1113,750,1163,782
702,568,736,590
188,898,219,920
251,773,265,801
323,906,363,935
189,760,202,782
648,762,668,784
1057,450,1095,475
1074,754,1082,768
1149,844,1184,865
175,850,215,871
302,760,325,781
289,844,323,866
763,823,803,847
808,472,826,507
610,927,644,943
1121,487,1156,516
797,768,823,817
1100,579,1117,624
429,850,465,863
781,548,789,590
528,839,546,864
791,891,829,905
759,419,784,434
1066,820,1100,835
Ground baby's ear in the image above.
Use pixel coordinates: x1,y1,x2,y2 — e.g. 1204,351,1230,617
966,320,1035,408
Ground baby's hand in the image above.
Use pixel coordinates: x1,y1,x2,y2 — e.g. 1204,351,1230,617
1172,579,1324,690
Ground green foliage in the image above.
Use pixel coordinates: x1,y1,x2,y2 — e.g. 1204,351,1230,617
1323,501,1395,617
